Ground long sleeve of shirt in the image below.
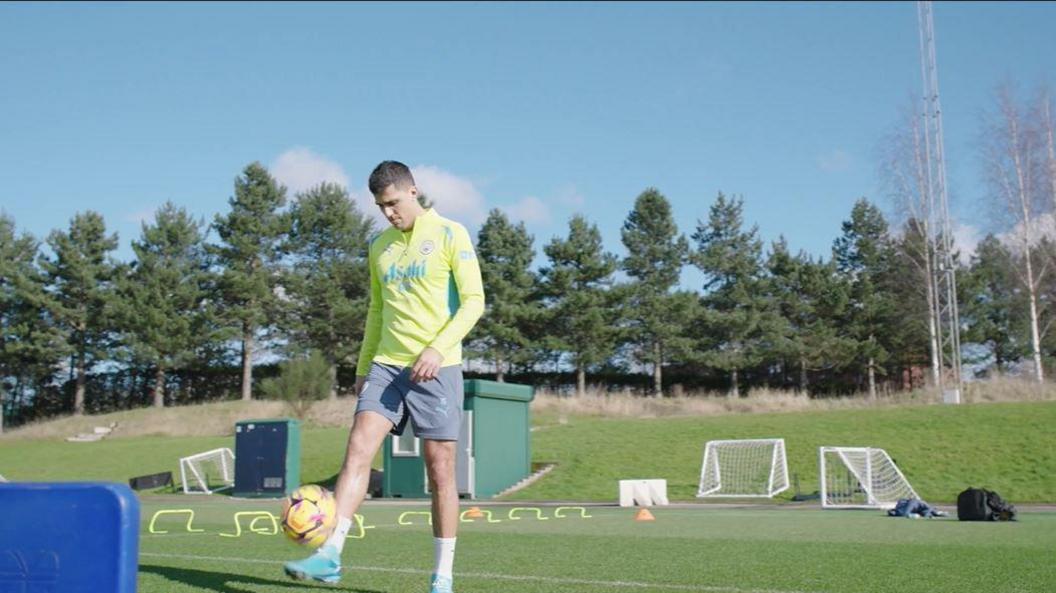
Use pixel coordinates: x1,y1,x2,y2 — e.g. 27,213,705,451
428,224,485,355
355,239,384,376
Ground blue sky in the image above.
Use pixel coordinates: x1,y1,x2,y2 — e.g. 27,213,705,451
2,1,1055,290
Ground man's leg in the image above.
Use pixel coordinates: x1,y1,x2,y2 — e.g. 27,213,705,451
425,439,459,537
333,410,394,521
424,439,458,593
284,411,393,584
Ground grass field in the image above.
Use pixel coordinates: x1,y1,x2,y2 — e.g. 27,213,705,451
0,427,382,488
2,401,1054,503
3,399,1055,591
138,498,1056,593
521,400,1056,502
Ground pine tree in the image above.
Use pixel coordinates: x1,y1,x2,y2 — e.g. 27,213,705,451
832,198,897,398
887,220,938,383
39,211,119,415
540,215,619,396
620,188,690,395
472,209,539,382
211,163,289,401
1,214,61,431
765,238,853,392
113,202,217,407
283,182,375,398
691,192,774,396
763,239,800,388
960,234,1027,373
517,283,564,377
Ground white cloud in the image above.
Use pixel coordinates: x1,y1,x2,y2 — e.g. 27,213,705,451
997,212,1056,255
889,219,982,263
952,222,982,261
410,165,488,225
555,184,586,208
124,207,156,224
501,196,551,225
817,149,852,173
271,147,351,196
348,184,388,228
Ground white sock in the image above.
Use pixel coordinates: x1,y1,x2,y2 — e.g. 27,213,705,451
322,516,353,556
433,537,457,578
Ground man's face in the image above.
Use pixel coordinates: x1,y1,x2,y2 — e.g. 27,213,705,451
374,184,422,231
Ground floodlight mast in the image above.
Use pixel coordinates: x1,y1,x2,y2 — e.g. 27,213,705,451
917,1,963,404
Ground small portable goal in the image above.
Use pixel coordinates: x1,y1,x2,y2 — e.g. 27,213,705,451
819,446,919,509
179,447,235,494
697,438,789,498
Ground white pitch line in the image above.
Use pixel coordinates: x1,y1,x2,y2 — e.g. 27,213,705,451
139,551,817,593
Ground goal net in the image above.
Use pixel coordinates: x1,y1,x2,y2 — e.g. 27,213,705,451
697,438,789,498
179,447,235,494
819,446,918,509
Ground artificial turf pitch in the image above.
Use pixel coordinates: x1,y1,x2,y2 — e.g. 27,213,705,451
138,499,1055,593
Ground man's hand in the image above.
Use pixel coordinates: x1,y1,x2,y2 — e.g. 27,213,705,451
410,347,444,383
354,375,367,396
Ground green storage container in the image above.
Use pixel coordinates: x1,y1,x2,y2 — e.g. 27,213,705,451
382,379,534,499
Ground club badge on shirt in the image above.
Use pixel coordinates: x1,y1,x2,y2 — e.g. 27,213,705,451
420,240,435,256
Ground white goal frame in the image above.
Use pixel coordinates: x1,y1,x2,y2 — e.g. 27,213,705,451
819,446,919,509
179,447,235,494
696,438,789,498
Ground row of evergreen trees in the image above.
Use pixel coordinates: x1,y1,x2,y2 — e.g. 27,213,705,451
1,162,1052,429
477,189,1055,397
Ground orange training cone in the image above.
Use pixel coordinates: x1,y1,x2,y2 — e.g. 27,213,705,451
465,506,485,519
634,508,655,521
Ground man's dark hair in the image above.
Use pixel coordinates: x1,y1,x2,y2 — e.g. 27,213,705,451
368,160,416,196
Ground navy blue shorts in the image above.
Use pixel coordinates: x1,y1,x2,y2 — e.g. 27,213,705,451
355,362,464,441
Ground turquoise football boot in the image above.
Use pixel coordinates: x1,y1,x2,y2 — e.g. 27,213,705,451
429,573,454,593
283,545,341,584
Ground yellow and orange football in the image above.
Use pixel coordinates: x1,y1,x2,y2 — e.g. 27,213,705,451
280,484,337,548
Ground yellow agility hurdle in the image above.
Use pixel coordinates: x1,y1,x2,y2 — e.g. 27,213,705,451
219,511,279,538
348,513,375,539
148,509,205,534
250,513,280,535
397,511,433,526
554,506,593,519
508,507,548,521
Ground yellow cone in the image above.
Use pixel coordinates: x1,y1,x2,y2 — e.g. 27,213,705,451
465,506,485,519
634,508,655,521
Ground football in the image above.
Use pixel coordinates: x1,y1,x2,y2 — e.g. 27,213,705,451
280,484,337,548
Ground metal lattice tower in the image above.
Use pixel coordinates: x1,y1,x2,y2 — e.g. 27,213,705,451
917,1,963,404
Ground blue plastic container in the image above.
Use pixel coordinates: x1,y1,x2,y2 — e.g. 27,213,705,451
0,482,140,593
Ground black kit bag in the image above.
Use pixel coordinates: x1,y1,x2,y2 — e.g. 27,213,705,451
984,489,1018,521
957,487,1018,521
957,488,989,521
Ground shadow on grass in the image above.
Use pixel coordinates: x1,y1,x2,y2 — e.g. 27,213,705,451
317,469,383,497
140,564,385,593
317,471,340,491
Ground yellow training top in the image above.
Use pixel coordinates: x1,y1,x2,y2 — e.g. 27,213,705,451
356,208,485,375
